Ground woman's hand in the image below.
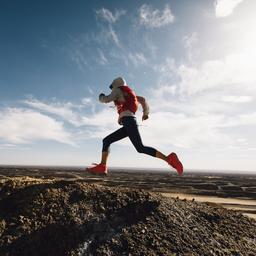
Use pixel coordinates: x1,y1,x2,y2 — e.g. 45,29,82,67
99,93,105,102
142,114,149,121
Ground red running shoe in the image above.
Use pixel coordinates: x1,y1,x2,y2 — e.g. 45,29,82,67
86,163,108,175
167,153,183,176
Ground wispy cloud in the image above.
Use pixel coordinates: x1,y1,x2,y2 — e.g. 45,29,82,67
107,25,120,47
23,98,84,127
0,143,18,149
81,97,94,105
142,112,233,149
23,97,117,130
66,6,159,70
0,108,74,145
70,48,88,72
0,98,117,147
223,112,256,127
182,32,198,61
151,51,256,115
146,43,256,152
215,0,244,18
81,108,119,138
139,4,175,28
142,96,256,152
96,7,126,23
221,95,253,103
65,7,126,72
128,52,147,67
95,7,126,47
183,32,198,49
97,49,108,65
176,53,256,96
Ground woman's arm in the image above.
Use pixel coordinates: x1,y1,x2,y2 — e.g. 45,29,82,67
99,88,120,103
137,96,149,120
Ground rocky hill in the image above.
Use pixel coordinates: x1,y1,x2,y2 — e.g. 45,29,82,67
0,177,255,256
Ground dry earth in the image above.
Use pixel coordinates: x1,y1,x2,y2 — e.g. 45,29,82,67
1,166,255,218
0,175,256,256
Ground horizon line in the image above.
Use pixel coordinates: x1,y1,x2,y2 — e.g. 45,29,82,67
0,164,255,174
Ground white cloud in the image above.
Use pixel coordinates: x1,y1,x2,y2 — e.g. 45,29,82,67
82,108,117,129
182,32,198,61
139,102,256,152
150,52,256,118
0,144,18,149
97,49,108,65
108,49,128,66
147,45,256,153
223,112,256,127
183,32,198,49
96,8,126,23
221,95,253,103
107,25,120,47
95,7,126,47
152,30,256,104
1,97,117,147
153,57,176,74
176,53,256,96
215,0,244,18
152,58,178,94
70,48,88,72
0,108,74,145
139,4,175,28
152,36,256,101
23,99,84,127
81,97,93,105
128,52,147,67
23,98,117,134
141,111,232,149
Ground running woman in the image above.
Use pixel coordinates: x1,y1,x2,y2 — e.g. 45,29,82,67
86,77,183,175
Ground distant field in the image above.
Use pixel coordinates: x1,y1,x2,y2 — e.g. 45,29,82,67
0,165,255,219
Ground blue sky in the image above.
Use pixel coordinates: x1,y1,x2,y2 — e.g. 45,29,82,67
1,0,256,172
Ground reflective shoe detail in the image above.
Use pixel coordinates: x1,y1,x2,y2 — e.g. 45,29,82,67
86,163,108,175
167,152,183,176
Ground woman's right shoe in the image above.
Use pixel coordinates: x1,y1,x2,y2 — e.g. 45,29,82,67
167,153,183,176
86,163,108,175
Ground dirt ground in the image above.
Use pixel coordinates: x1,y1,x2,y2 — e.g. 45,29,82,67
1,166,255,218
0,176,256,256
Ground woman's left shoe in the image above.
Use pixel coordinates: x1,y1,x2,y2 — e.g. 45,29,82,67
167,152,183,176
86,163,108,175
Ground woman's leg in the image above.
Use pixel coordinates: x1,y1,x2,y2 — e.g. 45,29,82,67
122,117,168,162
156,151,168,162
100,151,109,165
101,126,127,165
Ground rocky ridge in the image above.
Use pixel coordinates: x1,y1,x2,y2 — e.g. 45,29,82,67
0,177,255,256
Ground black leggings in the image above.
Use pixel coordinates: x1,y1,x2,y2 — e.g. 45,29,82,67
102,116,157,157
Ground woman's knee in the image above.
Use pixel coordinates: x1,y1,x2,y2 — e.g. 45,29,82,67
135,144,145,154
